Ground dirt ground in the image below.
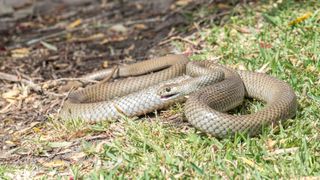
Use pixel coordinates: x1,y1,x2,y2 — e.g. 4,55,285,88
0,0,240,172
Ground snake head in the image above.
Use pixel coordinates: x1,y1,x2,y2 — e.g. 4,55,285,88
157,84,181,100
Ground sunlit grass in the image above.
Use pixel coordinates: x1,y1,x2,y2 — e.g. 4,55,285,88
76,1,320,179
2,1,319,179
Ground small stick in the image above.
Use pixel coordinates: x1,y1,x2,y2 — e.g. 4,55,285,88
158,36,198,47
45,77,99,84
99,65,119,84
23,17,165,47
0,72,42,92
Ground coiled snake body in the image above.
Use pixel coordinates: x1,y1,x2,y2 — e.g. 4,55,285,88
60,55,297,138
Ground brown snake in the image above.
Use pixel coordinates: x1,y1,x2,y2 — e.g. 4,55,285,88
59,54,297,138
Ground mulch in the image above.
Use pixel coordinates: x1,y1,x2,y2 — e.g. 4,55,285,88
0,0,239,172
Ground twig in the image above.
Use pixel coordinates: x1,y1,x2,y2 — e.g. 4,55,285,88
0,72,24,82
56,87,74,114
0,72,42,92
125,17,164,26
158,36,198,47
26,28,80,45
99,65,119,84
198,11,231,24
70,134,111,147
0,103,13,114
46,77,99,83
24,16,165,47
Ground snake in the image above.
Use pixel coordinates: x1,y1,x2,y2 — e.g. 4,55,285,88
59,54,297,138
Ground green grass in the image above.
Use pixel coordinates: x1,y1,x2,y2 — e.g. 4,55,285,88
2,0,320,179
78,1,319,178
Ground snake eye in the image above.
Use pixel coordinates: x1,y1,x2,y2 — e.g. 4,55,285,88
165,87,171,92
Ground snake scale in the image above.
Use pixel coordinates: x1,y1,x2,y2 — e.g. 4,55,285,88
60,54,297,138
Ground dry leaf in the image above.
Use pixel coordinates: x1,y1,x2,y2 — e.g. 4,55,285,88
71,33,105,42
100,35,127,45
32,127,42,133
257,62,270,73
95,140,109,153
266,139,276,151
268,147,299,155
176,0,192,6
238,157,264,172
110,24,128,33
289,12,312,26
217,3,231,10
102,61,109,68
70,152,86,161
0,103,13,114
5,140,16,146
237,27,252,34
237,63,247,71
259,41,273,49
306,65,317,73
134,23,148,30
13,122,41,136
42,160,68,168
124,44,135,55
67,19,82,30
40,41,57,51
229,29,238,38
2,89,20,102
11,48,30,58
48,141,73,148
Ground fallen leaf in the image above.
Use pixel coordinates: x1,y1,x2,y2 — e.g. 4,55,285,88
2,89,20,102
0,3,13,17
306,65,317,73
17,22,37,29
70,152,86,161
266,139,276,151
71,33,105,42
259,41,272,49
217,3,231,10
229,29,238,38
289,12,312,26
238,157,264,172
237,63,247,71
11,48,30,58
48,141,73,148
268,147,299,155
95,140,109,153
176,0,192,6
102,61,109,68
42,160,68,168
13,122,41,136
257,62,270,73
68,129,88,139
0,103,13,114
133,23,148,30
32,127,42,133
40,41,58,51
67,19,82,30
110,24,128,33
237,27,251,34
5,140,16,146
124,44,135,55
100,35,127,45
